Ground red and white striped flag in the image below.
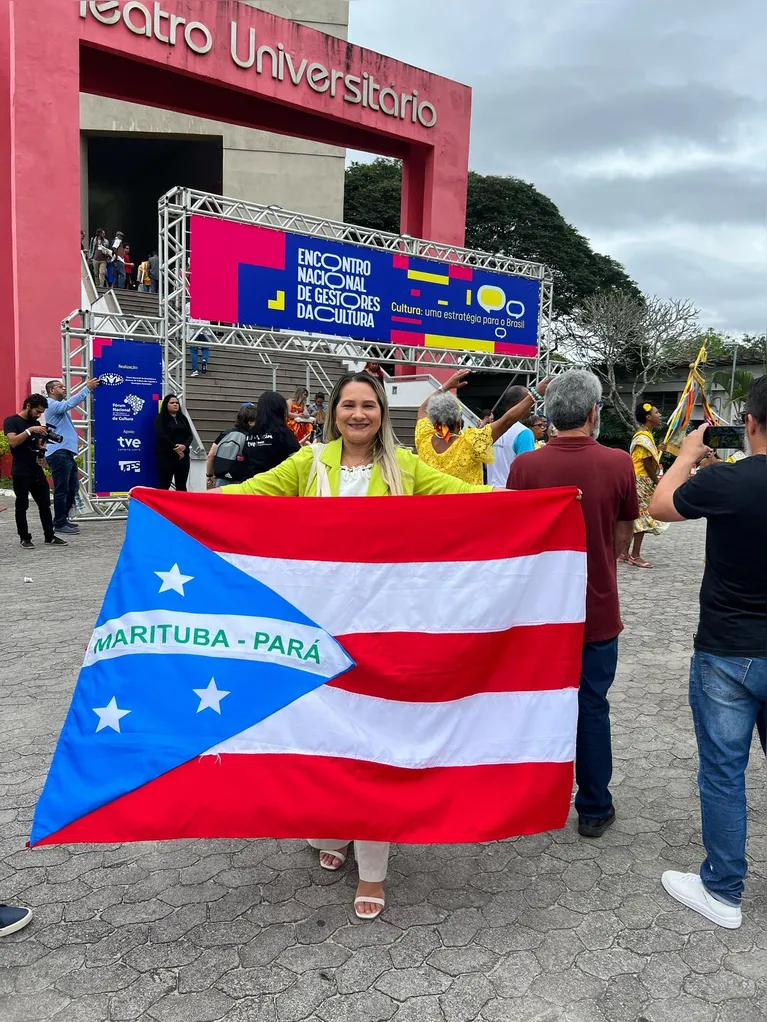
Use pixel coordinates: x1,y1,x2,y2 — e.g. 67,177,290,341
32,487,585,847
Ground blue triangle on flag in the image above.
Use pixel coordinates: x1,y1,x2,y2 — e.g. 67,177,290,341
31,500,354,846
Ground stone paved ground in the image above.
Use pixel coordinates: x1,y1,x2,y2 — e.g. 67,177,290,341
0,510,765,1022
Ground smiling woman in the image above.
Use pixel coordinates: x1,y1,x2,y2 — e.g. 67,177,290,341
212,371,492,919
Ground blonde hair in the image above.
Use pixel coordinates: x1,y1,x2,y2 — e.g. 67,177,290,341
325,373,406,496
292,387,308,404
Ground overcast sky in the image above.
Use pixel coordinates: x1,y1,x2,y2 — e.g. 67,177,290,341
347,0,766,335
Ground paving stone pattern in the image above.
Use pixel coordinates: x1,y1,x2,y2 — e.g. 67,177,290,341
1,514,765,1021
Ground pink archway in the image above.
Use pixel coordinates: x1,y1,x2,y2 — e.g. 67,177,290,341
0,0,471,411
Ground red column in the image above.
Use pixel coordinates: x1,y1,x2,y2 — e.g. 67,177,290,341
398,138,470,379
0,0,81,413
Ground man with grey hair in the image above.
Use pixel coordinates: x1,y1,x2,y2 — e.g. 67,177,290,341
510,370,639,838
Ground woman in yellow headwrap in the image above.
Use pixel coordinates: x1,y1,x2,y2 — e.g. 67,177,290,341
414,370,548,485
627,400,669,567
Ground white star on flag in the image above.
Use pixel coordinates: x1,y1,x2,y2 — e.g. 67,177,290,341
193,678,230,714
93,697,131,733
155,563,194,595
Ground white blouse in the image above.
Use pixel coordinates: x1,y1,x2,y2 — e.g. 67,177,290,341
338,464,373,497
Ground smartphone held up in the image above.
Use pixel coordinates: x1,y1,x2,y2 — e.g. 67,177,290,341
703,425,745,451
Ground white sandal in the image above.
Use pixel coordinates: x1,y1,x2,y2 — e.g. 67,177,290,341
354,896,385,921
318,849,347,871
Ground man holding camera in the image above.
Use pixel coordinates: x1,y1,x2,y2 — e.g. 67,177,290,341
3,395,66,548
44,378,101,535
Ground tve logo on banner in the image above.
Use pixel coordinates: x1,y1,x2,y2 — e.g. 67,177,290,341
188,217,541,358
93,339,162,495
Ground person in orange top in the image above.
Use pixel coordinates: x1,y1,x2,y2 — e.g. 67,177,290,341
414,370,549,485
287,387,314,445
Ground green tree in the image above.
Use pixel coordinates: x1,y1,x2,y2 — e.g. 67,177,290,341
343,158,402,236
344,159,641,317
564,291,700,433
679,328,767,368
711,368,756,415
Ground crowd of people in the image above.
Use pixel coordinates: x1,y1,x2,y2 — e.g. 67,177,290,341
2,365,765,935
83,229,159,293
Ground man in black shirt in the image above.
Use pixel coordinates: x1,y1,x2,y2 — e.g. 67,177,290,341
649,377,766,929
3,395,67,548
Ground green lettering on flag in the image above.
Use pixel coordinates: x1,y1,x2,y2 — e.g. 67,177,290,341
304,642,320,664
193,628,210,646
93,634,113,653
130,626,148,644
254,632,270,649
268,635,285,655
211,629,229,648
287,638,304,659
113,629,128,647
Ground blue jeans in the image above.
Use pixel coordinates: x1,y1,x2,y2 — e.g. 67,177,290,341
689,651,767,906
190,347,209,372
112,261,126,289
574,637,619,819
47,450,79,528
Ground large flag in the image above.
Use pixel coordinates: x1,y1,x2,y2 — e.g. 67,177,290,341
31,487,585,848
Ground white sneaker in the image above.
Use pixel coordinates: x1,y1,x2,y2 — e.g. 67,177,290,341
661,871,742,929
191,370,199,377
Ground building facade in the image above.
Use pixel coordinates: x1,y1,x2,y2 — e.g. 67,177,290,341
81,0,349,257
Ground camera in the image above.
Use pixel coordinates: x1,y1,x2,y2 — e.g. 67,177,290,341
44,427,64,445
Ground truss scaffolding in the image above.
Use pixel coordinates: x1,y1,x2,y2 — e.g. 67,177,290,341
63,186,555,519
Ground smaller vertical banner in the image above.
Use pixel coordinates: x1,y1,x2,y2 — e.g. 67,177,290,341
93,339,162,496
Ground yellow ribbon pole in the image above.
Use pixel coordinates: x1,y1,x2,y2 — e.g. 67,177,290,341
662,346,708,454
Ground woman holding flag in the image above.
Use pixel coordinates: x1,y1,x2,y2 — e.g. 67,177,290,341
217,372,493,918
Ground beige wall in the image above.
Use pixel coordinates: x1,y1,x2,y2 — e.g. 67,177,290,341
80,0,348,226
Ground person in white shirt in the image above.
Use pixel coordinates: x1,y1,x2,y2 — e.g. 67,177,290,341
486,386,538,487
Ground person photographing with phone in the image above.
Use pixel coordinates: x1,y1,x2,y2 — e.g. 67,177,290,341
648,377,766,929
44,377,102,535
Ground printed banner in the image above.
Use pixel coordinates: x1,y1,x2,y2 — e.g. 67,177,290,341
189,215,541,357
93,339,162,495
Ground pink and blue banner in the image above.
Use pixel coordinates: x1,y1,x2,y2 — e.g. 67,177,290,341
189,216,540,357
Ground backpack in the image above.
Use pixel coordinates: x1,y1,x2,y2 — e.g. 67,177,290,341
213,429,248,478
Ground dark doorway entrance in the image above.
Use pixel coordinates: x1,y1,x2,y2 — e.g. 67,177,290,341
86,134,223,276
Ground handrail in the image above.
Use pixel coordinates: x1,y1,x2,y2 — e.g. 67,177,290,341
307,359,334,393
381,370,480,427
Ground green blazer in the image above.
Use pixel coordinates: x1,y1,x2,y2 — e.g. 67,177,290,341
221,438,491,497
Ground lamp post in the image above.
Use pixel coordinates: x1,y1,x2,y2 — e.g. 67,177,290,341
725,339,747,416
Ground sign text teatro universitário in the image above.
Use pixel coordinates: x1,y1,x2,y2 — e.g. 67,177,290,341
79,1,438,128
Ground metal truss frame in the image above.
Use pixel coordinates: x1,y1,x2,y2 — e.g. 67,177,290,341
64,188,555,520
61,307,164,521
158,186,554,412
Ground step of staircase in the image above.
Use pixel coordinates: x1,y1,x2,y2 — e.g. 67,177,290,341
184,347,349,448
390,407,418,450
97,287,160,318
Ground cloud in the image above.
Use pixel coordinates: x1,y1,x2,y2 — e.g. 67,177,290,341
347,0,767,333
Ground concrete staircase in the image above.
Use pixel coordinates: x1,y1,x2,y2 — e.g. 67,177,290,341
97,287,160,319
389,406,418,450
184,347,349,449
93,284,422,451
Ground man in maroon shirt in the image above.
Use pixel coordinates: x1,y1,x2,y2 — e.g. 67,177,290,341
510,370,639,838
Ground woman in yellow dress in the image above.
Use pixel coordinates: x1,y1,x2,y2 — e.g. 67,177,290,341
287,387,313,445
414,369,548,485
628,401,669,568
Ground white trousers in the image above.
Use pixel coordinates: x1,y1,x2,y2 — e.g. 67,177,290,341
307,839,390,882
